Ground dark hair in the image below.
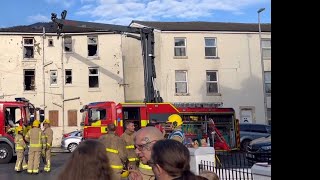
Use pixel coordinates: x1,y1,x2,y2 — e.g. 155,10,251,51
124,121,134,128
151,139,198,180
107,123,116,131
57,139,113,180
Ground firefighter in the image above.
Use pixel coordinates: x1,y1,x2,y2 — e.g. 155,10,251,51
25,120,46,174
121,121,139,170
99,123,127,180
166,114,185,144
42,119,53,172
14,126,27,172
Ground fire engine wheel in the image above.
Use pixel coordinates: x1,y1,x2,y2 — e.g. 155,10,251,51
68,143,78,153
0,143,13,164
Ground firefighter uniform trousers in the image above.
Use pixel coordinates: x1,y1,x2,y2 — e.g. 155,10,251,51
14,134,27,171
99,133,127,180
121,130,139,169
43,127,53,172
25,128,46,174
139,162,155,180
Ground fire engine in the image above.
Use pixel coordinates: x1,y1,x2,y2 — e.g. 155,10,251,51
51,11,240,151
0,98,36,163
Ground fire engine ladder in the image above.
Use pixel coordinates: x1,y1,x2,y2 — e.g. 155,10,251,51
210,123,231,167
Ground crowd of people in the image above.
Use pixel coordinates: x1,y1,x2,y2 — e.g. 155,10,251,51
57,113,219,180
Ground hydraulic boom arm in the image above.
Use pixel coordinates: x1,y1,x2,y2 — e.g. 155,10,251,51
51,10,163,103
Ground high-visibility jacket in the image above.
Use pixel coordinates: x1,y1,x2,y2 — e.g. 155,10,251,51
99,132,127,170
25,127,46,151
15,134,26,152
121,130,139,163
43,127,53,149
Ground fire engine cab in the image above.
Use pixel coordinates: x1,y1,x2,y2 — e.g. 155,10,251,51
0,98,36,163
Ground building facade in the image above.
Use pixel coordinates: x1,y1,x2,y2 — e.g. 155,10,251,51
0,21,271,146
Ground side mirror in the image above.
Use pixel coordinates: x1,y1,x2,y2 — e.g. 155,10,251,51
80,109,84,113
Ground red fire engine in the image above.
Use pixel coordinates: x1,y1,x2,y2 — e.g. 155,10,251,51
51,11,240,151
0,98,36,163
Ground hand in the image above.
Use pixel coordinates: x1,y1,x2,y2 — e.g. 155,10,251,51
128,170,143,180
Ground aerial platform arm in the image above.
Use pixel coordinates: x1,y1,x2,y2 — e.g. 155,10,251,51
51,10,163,103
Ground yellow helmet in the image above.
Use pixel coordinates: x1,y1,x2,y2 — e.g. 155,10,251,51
32,120,40,127
121,170,129,178
167,114,183,127
43,119,50,124
16,126,23,132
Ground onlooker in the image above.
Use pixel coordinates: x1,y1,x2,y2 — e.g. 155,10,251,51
129,127,164,180
99,123,127,180
149,139,204,180
57,139,113,180
199,170,220,180
121,121,139,169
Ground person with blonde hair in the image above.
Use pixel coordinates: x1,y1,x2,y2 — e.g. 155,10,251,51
57,139,113,180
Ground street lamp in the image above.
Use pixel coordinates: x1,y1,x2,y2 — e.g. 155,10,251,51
257,8,268,124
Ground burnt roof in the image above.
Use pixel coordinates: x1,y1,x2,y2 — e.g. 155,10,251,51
131,21,271,32
0,22,111,33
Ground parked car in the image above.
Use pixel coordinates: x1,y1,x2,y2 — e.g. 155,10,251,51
239,123,271,151
246,135,271,164
61,130,82,152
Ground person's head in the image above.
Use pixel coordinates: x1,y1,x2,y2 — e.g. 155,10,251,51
57,139,112,180
199,170,220,180
150,139,197,180
43,119,50,128
32,120,40,128
166,114,183,129
107,123,116,132
125,121,135,132
134,127,164,164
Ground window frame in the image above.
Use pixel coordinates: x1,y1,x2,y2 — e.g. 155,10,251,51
23,37,34,59
204,37,217,58
50,70,58,86
64,36,73,52
174,37,187,57
88,67,99,88
87,36,99,58
23,69,35,91
206,70,219,94
175,70,188,94
261,39,271,60
65,69,72,85
264,71,271,94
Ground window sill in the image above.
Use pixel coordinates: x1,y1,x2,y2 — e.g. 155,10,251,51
49,85,59,88
65,84,73,87
207,93,221,96
87,56,100,60
205,56,220,59
88,88,101,92
173,56,188,59
175,93,190,96
23,91,37,94
64,51,73,54
22,59,37,62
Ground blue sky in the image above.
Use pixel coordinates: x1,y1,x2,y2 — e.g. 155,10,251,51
1,0,271,28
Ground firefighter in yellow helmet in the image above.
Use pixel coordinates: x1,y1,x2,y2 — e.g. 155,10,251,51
166,114,185,144
25,120,46,174
42,119,53,172
14,126,27,172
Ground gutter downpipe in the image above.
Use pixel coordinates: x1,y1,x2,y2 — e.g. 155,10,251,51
42,27,46,116
61,34,65,134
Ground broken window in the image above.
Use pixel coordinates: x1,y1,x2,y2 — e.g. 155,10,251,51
88,36,98,57
65,69,72,85
89,68,99,88
50,70,58,85
23,38,34,58
24,70,35,91
64,36,72,52
48,39,54,47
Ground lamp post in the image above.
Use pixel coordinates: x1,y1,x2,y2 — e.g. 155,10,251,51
257,8,268,124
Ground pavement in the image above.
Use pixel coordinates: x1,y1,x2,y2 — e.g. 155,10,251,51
51,147,69,153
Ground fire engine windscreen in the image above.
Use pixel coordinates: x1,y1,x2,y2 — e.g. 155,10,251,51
89,108,107,122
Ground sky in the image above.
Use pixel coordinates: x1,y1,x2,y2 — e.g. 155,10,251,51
1,0,271,28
